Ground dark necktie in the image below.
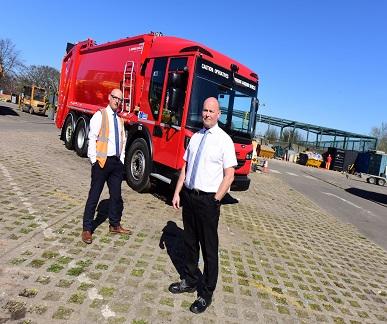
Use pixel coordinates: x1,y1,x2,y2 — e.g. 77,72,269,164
188,129,208,189
113,112,120,157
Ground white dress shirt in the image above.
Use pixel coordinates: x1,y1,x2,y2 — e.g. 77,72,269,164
184,123,237,192
88,105,126,164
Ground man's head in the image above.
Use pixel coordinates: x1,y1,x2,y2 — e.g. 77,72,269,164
108,89,123,111
202,97,220,129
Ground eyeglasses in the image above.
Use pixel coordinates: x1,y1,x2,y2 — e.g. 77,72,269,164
110,94,123,102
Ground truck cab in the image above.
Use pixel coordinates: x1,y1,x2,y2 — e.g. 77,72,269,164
137,54,257,191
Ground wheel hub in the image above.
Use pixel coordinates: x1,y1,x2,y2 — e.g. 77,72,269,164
65,125,72,142
131,149,145,181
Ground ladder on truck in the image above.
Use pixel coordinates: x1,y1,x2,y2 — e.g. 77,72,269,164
122,61,134,112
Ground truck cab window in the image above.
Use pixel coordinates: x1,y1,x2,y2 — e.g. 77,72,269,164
149,58,167,120
162,57,188,126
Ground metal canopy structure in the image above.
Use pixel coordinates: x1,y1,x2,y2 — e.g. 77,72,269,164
256,114,377,151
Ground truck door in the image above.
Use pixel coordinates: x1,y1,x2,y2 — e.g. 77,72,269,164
140,57,168,143
152,57,190,169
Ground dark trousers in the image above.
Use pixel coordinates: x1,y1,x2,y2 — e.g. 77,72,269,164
182,187,220,300
83,156,124,231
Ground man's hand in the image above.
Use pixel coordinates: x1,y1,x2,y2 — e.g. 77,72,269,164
172,193,180,209
172,161,186,210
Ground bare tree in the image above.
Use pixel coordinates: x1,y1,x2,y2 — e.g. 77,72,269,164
0,39,24,79
264,127,278,142
371,122,387,152
281,128,303,144
0,75,20,94
0,39,24,93
19,65,60,94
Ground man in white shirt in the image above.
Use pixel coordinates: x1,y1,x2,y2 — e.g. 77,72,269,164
169,97,237,314
82,89,131,244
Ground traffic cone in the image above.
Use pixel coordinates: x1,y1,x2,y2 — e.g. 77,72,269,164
263,160,269,173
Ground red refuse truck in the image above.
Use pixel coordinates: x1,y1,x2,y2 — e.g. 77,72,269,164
56,32,259,192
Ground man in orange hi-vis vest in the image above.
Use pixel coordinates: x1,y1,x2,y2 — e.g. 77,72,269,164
82,89,131,244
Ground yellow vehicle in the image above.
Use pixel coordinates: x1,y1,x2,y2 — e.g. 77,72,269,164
19,85,47,115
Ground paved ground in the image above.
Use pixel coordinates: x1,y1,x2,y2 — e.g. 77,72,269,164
266,159,387,197
0,103,386,323
261,159,387,250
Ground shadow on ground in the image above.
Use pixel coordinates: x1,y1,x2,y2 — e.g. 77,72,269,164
90,198,124,232
150,181,174,206
0,105,19,116
159,221,185,279
345,187,387,207
159,221,203,291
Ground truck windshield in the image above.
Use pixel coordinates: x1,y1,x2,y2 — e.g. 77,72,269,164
34,88,45,102
187,58,257,142
23,87,32,100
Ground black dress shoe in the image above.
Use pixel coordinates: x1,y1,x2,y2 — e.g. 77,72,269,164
168,279,196,294
190,296,211,314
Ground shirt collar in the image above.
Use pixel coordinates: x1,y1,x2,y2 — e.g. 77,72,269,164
202,123,219,134
106,105,117,115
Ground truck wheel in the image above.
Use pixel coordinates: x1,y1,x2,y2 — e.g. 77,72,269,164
74,117,89,157
368,177,376,185
377,178,386,186
63,116,74,150
125,138,151,192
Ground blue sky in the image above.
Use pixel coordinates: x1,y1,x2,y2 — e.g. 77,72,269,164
1,0,386,136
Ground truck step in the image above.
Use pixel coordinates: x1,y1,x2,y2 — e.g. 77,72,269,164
150,173,172,184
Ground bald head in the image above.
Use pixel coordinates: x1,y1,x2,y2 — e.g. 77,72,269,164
202,97,220,129
108,88,123,111
203,97,220,112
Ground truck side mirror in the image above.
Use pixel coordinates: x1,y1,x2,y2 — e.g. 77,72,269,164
167,71,188,111
168,72,183,88
168,88,183,111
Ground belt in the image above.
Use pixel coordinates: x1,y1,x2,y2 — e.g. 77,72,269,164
184,186,215,196
107,156,120,160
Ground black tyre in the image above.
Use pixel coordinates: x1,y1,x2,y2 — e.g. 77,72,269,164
63,116,74,150
368,177,376,185
377,178,386,186
125,138,151,192
74,117,89,157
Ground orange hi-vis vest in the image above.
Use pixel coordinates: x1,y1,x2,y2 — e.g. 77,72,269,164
96,108,124,168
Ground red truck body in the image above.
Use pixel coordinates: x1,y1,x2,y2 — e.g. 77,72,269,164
56,32,259,192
